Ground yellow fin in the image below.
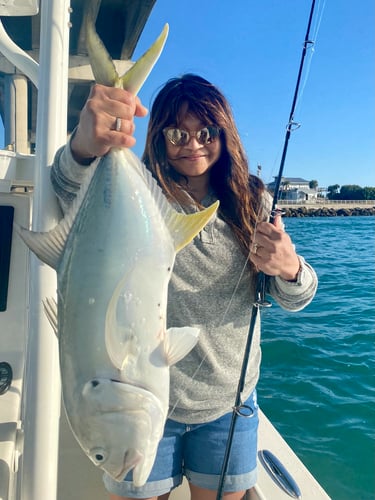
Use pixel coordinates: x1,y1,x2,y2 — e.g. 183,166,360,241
121,149,219,253
165,200,220,252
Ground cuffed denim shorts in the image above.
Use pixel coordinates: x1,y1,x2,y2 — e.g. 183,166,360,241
103,390,258,498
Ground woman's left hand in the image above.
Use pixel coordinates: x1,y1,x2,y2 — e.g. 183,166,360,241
249,215,300,281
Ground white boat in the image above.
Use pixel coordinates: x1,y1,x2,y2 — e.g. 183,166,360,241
0,2,331,499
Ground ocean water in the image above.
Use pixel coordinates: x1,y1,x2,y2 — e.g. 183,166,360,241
258,216,375,500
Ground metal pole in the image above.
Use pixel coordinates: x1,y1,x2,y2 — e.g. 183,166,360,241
20,1,71,499
4,74,29,153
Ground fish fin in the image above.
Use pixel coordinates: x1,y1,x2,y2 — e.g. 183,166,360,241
164,201,220,252
121,149,220,252
120,24,169,95
43,297,58,336
15,221,67,269
164,327,199,366
15,161,97,268
84,0,119,86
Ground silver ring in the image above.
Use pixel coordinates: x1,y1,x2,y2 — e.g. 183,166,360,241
115,117,121,132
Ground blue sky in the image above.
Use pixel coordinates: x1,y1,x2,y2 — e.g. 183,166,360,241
132,0,375,189
1,0,374,189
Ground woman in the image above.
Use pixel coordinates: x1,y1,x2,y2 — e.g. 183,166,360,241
51,74,317,500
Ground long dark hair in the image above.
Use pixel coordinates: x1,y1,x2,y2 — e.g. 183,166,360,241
142,74,264,260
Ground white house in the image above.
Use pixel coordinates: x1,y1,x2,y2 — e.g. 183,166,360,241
267,176,318,202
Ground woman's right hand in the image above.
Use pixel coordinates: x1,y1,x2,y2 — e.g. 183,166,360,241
70,84,148,164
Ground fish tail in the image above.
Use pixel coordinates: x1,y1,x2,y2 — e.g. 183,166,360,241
84,0,168,94
120,24,169,95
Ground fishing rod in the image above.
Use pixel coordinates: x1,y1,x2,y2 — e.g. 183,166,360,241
216,1,318,498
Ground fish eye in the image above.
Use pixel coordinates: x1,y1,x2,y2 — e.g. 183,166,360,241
90,448,108,465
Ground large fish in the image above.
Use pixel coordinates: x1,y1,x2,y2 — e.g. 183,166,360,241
18,6,219,487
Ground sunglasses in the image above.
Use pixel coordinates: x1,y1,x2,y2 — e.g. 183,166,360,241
163,126,221,146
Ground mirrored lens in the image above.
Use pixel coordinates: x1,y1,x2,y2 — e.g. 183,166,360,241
163,126,220,146
165,128,189,146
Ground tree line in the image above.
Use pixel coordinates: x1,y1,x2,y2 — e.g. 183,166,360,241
326,184,375,200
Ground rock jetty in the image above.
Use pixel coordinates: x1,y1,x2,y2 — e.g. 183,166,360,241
281,206,375,217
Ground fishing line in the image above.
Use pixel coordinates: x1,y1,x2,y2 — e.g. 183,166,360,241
260,0,325,189
265,1,319,215
294,0,325,117
167,183,260,421
167,253,252,420
168,203,267,420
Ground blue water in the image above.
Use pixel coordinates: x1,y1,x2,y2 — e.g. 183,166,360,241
258,216,375,500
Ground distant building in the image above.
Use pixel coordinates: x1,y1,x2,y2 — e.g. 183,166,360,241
267,177,318,202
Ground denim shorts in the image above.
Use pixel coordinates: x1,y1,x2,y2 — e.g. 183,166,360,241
103,390,259,498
